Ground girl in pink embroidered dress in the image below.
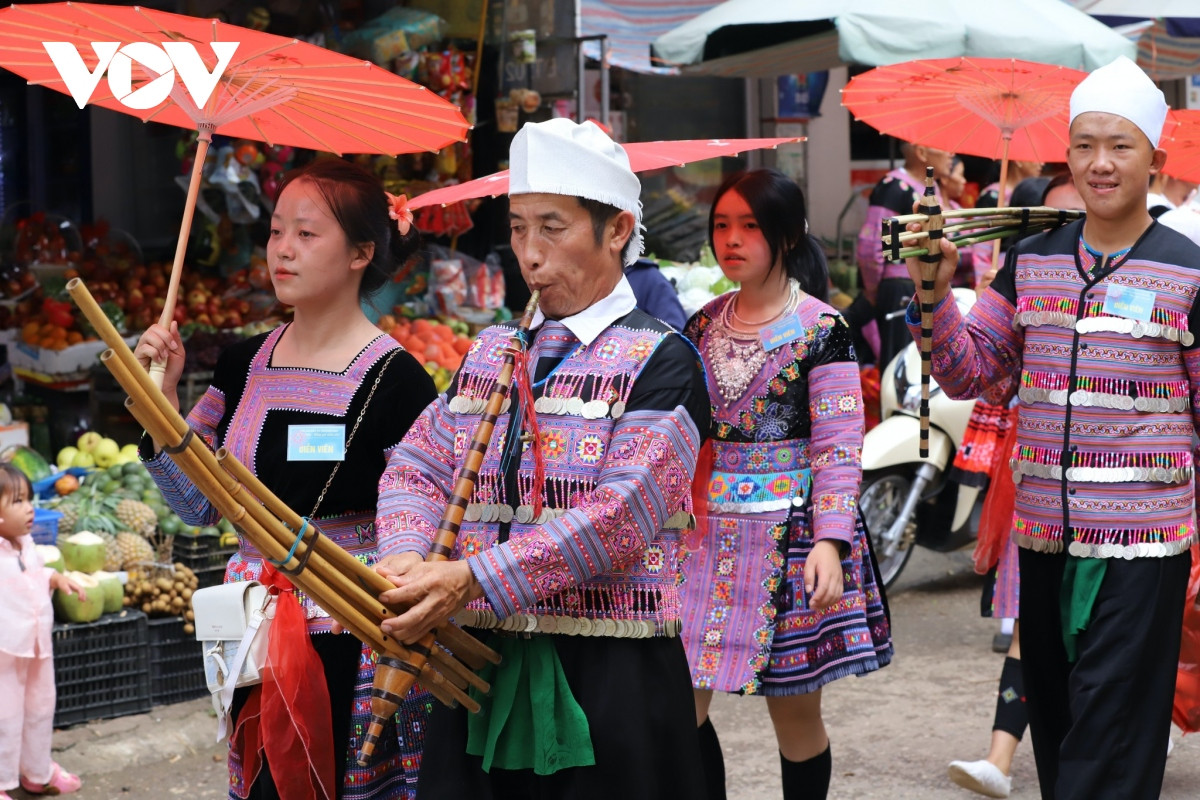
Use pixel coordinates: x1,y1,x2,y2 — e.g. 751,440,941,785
681,169,892,800
0,464,85,799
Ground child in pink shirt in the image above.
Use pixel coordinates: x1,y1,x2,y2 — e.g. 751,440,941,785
0,464,85,798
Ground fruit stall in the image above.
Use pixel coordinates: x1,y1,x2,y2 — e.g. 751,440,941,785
10,435,237,726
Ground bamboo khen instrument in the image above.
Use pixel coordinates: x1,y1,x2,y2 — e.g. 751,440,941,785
65,277,506,738
358,288,542,765
881,206,1083,260
915,167,943,458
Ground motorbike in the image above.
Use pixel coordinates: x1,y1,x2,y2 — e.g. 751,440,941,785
860,288,982,587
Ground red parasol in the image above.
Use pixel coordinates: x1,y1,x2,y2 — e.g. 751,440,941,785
408,136,805,210
843,57,1086,270
0,2,469,380
1161,109,1200,184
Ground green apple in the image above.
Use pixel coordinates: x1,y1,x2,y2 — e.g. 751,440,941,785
76,431,103,453
120,443,139,461
56,446,79,470
70,450,95,469
93,438,121,469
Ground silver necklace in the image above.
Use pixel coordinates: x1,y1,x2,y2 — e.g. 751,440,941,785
708,282,799,404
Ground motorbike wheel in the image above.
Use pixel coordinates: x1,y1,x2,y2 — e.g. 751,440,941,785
860,469,917,588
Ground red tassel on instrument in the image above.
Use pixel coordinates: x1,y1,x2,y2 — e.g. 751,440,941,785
512,344,546,518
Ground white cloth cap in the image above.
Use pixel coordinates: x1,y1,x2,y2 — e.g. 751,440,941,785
509,118,644,266
1070,56,1168,147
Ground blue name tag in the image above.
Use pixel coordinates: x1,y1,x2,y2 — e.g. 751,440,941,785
759,313,806,351
1103,284,1155,323
287,424,345,461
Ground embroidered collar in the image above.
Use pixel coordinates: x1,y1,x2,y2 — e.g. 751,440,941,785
529,275,637,346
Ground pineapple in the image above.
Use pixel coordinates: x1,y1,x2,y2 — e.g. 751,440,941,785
102,533,123,571
53,481,120,538
115,531,155,568
115,499,157,535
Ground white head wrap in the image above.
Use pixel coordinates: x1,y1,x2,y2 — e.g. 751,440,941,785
509,118,644,266
1069,55,1168,148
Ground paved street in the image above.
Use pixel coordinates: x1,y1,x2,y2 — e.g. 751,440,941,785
34,547,1200,799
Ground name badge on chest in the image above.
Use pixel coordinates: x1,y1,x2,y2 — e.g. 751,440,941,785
1102,284,1155,323
287,424,345,461
759,313,806,351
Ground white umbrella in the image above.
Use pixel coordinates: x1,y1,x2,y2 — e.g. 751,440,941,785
652,0,1136,78
1073,1,1199,15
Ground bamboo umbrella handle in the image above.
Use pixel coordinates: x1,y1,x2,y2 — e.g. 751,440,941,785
151,123,214,389
917,166,943,459
988,135,1013,285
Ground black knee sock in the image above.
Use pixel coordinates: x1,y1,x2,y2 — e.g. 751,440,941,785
780,744,831,800
697,717,727,800
992,656,1028,741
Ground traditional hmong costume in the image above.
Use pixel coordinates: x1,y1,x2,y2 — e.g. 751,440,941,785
376,277,711,799
143,325,436,800
910,214,1200,798
679,290,892,697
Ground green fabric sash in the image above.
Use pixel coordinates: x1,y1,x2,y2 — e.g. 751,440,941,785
465,634,595,775
1059,554,1107,663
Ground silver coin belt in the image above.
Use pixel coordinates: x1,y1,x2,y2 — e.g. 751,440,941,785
1013,310,1195,346
1066,540,1194,559
453,607,682,638
1017,386,1190,412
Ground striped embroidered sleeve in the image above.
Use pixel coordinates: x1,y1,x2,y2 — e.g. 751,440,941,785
808,356,864,545
906,289,1023,401
376,398,456,558
469,407,701,618
143,387,226,527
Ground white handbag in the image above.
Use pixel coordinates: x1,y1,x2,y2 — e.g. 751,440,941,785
192,580,274,741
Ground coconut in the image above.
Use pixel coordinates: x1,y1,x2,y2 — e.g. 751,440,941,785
92,570,124,614
52,571,104,623
35,544,64,573
59,531,108,574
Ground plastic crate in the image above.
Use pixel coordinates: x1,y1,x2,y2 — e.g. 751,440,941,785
52,610,151,728
171,535,236,572
31,507,62,545
146,616,207,706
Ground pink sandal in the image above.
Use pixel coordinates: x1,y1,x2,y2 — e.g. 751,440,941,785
20,762,82,795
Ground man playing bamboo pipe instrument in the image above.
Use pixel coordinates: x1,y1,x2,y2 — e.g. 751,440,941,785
904,55,1200,800
374,118,711,798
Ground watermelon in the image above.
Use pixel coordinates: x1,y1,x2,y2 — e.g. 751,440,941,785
0,445,51,482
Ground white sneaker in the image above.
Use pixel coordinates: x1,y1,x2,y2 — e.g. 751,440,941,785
948,759,1013,798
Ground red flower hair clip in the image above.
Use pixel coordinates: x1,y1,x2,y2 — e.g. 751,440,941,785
385,192,413,236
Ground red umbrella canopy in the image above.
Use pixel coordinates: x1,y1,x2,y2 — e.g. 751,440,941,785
0,2,469,155
1161,109,1200,184
840,57,1088,163
409,136,804,209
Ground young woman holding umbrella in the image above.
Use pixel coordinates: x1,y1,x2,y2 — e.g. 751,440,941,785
680,168,893,800
134,158,437,800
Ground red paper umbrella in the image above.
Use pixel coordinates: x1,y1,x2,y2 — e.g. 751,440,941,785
1161,109,1200,184
409,136,805,209
841,57,1086,165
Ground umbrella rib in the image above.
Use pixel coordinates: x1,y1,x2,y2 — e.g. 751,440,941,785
266,102,437,154
284,91,470,125
282,96,469,138
260,106,345,154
